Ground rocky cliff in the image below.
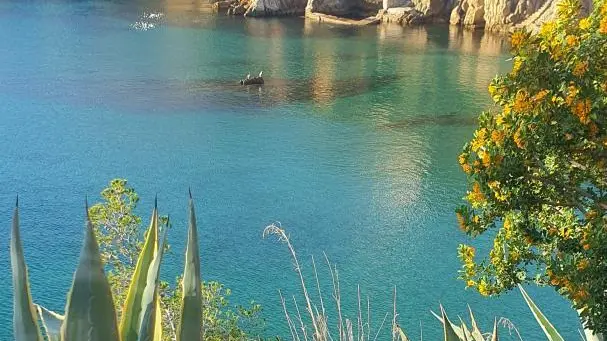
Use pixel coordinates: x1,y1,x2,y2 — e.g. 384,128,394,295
449,0,593,31
245,0,307,16
306,0,365,17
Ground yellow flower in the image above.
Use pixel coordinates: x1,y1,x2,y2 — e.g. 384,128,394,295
462,163,472,174
579,18,591,30
565,35,578,47
478,280,490,296
467,182,486,207
510,31,526,49
503,104,512,116
512,57,523,74
577,259,589,270
481,152,490,167
572,60,588,77
466,280,476,288
472,215,480,224
458,153,467,165
471,128,488,152
540,21,555,36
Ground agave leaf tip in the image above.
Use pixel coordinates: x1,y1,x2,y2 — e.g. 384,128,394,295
15,195,19,207
188,187,192,199
154,194,158,209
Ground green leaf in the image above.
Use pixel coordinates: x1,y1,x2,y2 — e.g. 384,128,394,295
137,223,168,341
120,202,160,341
468,306,485,341
441,306,462,341
177,194,203,341
35,305,63,341
10,201,43,341
518,285,564,341
61,207,119,341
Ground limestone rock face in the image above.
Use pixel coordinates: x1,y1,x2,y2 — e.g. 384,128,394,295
383,0,412,9
377,6,426,24
245,0,307,16
450,0,592,32
412,0,454,17
306,0,365,16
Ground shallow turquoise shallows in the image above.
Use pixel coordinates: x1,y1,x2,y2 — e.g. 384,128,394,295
0,0,580,339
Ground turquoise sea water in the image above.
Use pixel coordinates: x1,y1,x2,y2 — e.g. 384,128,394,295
0,0,581,339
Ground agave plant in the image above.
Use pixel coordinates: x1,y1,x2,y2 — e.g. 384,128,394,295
10,194,203,341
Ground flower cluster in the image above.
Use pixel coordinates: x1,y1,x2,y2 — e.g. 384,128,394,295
457,0,607,334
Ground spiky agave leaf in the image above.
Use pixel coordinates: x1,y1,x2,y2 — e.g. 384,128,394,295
518,285,564,341
490,318,499,341
10,200,43,341
441,306,462,341
120,200,160,341
137,222,169,341
177,193,202,341
61,207,119,341
35,305,63,341
467,306,485,341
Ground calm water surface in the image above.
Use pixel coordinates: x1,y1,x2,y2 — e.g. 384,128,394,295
0,0,580,339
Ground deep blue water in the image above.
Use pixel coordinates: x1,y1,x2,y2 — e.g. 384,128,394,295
0,0,580,339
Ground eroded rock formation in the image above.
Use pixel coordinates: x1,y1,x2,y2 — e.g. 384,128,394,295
244,0,307,16
306,0,365,17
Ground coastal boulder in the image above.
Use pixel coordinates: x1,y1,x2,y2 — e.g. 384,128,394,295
306,0,365,17
245,0,307,16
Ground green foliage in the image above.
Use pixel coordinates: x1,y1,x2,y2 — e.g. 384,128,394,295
457,0,607,334
9,180,263,341
88,179,263,340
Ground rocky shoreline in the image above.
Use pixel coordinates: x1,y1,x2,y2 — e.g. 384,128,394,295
211,0,593,33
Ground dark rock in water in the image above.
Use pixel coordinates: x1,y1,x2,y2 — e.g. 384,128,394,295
240,77,264,85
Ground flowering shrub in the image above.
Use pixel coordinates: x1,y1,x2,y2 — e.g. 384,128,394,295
456,0,607,334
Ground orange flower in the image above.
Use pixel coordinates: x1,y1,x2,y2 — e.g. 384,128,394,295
577,259,589,270
583,243,591,250
491,130,505,146
601,17,607,34
462,163,472,174
481,152,491,167
572,99,592,124
565,85,579,106
467,182,486,206
565,35,578,46
513,90,531,113
510,31,526,49
572,60,588,77
533,89,549,102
